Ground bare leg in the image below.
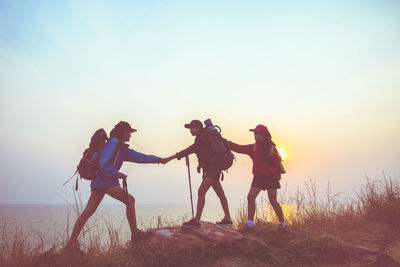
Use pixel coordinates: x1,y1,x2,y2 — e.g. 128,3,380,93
69,190,105,243
267,189,284,223
247,187,262,221
104,186,137,233
195,177,214,222
212,180,231,220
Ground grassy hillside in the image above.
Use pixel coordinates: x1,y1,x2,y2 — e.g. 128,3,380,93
1,176,399,266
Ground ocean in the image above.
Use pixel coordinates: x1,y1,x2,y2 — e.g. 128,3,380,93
0,204,248,248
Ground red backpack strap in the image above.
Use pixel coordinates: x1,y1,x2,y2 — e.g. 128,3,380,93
75,175,79,191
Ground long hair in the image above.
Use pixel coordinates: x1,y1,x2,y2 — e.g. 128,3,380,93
255,132,275,161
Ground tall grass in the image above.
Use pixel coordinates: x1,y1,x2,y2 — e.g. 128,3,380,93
357,174,400,228
235,175,400,230
0,175,399,266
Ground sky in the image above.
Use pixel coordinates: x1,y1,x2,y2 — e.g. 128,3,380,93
0,0,399,205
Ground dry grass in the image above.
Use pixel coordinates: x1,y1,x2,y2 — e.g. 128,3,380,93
357,174,400,228
1,175,399,266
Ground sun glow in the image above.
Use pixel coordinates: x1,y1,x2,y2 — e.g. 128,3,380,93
277,147,287,160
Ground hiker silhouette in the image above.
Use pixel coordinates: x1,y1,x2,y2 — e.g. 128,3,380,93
163,119,233,227
229,124,287,233
66,121,171,251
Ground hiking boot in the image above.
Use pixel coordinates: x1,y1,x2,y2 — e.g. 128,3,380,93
238,224,255,234
216,218,233,226
182,218,201,228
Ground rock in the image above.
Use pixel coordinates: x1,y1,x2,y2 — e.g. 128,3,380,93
180,221,243,244
144,221,272,250
207,257,267,267
387,240,400,263
373,253,400,267
350,244,380,253
139,221,282,266
146,227,207,247
154,228,174,237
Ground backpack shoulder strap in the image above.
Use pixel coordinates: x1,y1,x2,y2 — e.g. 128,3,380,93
107,139,121,168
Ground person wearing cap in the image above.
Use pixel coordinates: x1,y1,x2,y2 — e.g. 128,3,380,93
228,124,286,232
163,119,233,227
67,121,169,250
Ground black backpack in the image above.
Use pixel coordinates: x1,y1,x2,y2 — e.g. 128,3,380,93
204,126,235,178
64,129,109,190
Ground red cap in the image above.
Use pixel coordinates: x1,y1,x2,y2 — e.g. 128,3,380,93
249,124,269,134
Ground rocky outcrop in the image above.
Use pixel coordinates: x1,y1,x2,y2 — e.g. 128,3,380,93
140,221,281,266
146,221,270,249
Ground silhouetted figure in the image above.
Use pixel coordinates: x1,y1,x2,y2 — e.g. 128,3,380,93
164,120,232,227
66,121,167,251
229,124,286,232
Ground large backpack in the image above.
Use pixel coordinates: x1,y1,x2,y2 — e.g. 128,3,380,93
204,126,235,179
78,129,109,180
252,143,286,176
64,129,109,190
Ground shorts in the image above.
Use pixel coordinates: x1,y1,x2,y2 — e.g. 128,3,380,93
91,187,106,193
251,175,281,190
202,166,223,180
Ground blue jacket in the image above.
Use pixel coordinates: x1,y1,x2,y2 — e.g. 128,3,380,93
91,138,161,189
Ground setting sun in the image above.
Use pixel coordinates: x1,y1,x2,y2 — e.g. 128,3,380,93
277,147,287,161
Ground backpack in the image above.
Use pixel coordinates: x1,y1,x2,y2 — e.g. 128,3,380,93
78,128,109,180
252,143,286,175
204,126,235,179
63,129,109,190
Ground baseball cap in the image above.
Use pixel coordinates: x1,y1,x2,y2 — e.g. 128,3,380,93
115,121,137,133
249,124,269,134
184,120,203,129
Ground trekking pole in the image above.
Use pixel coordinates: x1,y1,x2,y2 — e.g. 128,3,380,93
122,177,135,227
185,156,195,219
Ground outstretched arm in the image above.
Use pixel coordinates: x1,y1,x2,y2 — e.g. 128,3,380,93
125,148,161,163
160,143,196,164
175,144,196,160
228,141,253,156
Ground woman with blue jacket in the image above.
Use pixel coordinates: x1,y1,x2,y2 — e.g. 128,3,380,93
67,121,165,250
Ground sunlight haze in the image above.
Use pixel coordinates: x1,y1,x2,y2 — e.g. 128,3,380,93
0,0,399,205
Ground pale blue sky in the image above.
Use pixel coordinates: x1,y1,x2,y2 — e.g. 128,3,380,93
0,0,399,205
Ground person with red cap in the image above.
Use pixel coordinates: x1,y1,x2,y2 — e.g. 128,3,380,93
229,124,286,232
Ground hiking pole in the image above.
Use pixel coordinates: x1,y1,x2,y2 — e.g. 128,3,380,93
122,177,135,228
185,156,195,219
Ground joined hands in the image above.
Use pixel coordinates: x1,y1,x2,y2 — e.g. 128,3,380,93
159,155,176,164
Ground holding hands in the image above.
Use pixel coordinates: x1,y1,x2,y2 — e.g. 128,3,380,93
159,155,177,164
